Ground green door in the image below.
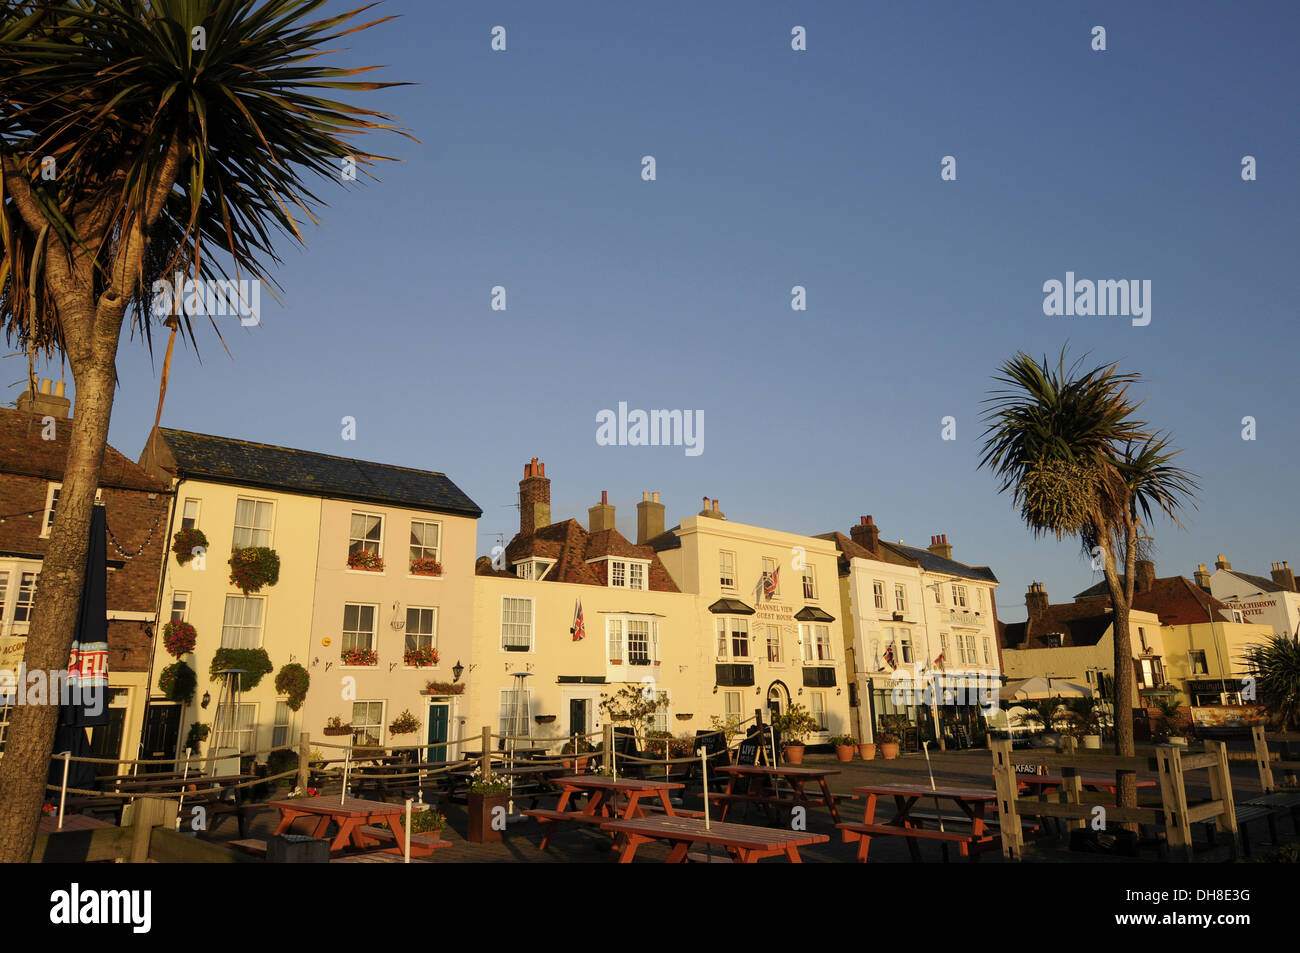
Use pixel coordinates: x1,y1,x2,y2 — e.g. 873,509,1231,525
427,702,449,757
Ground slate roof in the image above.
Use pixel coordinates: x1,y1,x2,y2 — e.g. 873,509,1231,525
1073,574,1238,626
813,532,921,573
1222,570,1287,594
0,408,164,492
889,544,999,584
151,428,481,517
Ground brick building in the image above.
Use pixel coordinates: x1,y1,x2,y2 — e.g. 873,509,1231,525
0,382,171,773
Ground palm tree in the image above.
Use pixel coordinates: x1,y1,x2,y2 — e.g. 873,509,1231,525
0,0,407,862
979,350,1197,812
1243,634,1300,730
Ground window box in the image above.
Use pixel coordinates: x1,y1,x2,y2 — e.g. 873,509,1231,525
403,646,439,668
347,550,384,572
504,644,530,653
534,714,557,725
425,681,464,695
341,648,378,666
410,557,442,576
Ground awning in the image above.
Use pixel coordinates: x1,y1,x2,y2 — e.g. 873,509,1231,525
708,598,755,615
794,606,835,622
998,676,1093,701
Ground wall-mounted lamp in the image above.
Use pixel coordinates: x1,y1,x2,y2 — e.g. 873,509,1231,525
712,686,718,695
200,691,211,709
452,660,464,682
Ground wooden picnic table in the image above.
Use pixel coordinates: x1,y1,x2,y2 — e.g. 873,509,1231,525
464,747,550,760
600,815,829,863
711,765,850,824
39,813,113,834
270,795,441,856
1018,774,1158,795
115,772,252,793
525,775,691,850
840,783,1001,863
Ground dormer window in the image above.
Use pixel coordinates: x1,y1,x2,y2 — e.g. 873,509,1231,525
513,559,554,581
1043,633,1063,648
604,558,648,590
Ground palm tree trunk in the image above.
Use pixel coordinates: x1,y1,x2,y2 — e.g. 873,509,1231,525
1103,524,1139,818
0,350,118,862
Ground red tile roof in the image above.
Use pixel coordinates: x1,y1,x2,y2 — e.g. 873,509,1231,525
488,517,679,591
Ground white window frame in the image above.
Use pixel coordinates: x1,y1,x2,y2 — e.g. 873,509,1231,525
404,606,437,658
603,558,650,591
14,571,39,624
42,483,100,538
800,623,833,662
719,550,737,589
213,701,258,752
498,688,532,738
348,511,385,560
169,591,190,623
899,629,913,664
894,584,907,614
232,496,275,549
408,519,441,565
181,498,201,531
513,558,554,581
802,564,817,600
809,691,828,731
220,595,264,649
341,603,378,657
982,636,992,666
272,700,293,748
873,580,886,611
0,571,8,622
724,690,742,721
766,624,782,664
951,584,969,608
500,596,535,652
608,618,624,664
352,700,385,747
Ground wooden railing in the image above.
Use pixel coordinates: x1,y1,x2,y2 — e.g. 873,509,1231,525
1251,726,1300,793
990,737,1238,862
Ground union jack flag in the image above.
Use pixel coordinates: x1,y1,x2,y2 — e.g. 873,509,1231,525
934,652,945,666
763,565,780,601
883,642,896,670
570,598,585,641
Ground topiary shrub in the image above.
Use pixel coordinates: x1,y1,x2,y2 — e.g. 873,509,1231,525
159,661,197,703
209,647,273,691
274,662,310,711
228,546,280,594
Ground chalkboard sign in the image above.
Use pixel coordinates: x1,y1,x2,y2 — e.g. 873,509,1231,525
737,738,762,766
694,729,726,758
903,725,921,753
953,726,971,750
612,727,637,756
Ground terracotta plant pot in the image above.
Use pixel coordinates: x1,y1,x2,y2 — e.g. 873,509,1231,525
858,743,877,761
835,745,855,763
563,757,589,774
467,791,510,843
783,744,805,765
881,742,900,760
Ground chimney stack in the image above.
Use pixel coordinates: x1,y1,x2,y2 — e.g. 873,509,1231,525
850,515,880,555
1215,554,1232,571
1026,582,1049,620
1194,563,1212,591
928,533,953,561
699,497,725,520
16,377,71,420
637,491,665,544
1135,559,1156,593
519,458,551,536
1271,561,1297,593
588,490,616,534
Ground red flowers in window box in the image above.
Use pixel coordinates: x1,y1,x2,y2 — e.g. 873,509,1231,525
410,556,442,576
403,646,439,668
348,550,384,571
162,620,197,657
340,648,378,666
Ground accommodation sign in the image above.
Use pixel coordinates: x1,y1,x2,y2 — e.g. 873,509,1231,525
754,603,795,631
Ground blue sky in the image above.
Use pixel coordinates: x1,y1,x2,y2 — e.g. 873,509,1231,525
16,1,1299,621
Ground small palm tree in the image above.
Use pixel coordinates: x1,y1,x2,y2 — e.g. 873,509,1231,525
1244,634,1300,730
0,0,407,862
980,350,1197,812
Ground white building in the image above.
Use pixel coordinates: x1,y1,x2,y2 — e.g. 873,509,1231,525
1204,555,1300,642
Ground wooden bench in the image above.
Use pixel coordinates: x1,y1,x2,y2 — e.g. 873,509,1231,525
522,808,607,849
686,850,735,862
837,820,999,862
229,838,268,857
355,825,451,853
1202,805,1278,858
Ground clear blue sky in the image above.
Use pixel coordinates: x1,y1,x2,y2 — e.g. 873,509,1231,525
15,1,1299,622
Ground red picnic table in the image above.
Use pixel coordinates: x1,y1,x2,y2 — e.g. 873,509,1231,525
269,795,446,856
711,764,852,824
1018,774,1158,795
839,782,1001,862
600,815,829,863
524,775,694,850
39,813,113,834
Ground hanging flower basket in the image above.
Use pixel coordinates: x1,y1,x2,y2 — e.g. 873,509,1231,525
274,663,310,711
410,557,442,576
159,662,196,703
403,646,439,668
348,550,384,572
389,709,419,735
228,547,280,594
341,647,378,666
172,528,208,565
162,620,197,657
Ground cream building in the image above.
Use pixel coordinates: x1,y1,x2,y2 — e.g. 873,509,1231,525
652,497,852,741
139,429,480,763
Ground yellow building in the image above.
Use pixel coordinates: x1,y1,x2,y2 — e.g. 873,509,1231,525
468,462,701,748
139,429,480,763
651,497,852,740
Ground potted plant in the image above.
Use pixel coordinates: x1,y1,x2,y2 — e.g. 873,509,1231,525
877,714,910,760
172,527,208,565
829,734,857,762
561,738,596,773
466,767,511,843
858,740,878,761
162,620,197,657
410,556,442,576
772,703,819,765
322,715,352,737
341,647,378,666
348,549,384,572
1151,694,1187,744
403,645,439,668
388,709,419,736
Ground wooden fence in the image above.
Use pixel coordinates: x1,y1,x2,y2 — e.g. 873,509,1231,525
1251,726,1300,792
990,737,1238,862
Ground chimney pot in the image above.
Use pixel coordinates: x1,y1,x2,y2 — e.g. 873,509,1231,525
601,490,608,505
652,492,659,503
642,491,650,502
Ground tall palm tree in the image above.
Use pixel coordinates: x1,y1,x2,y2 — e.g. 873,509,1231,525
0,0,407,862
979,350,1197,811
